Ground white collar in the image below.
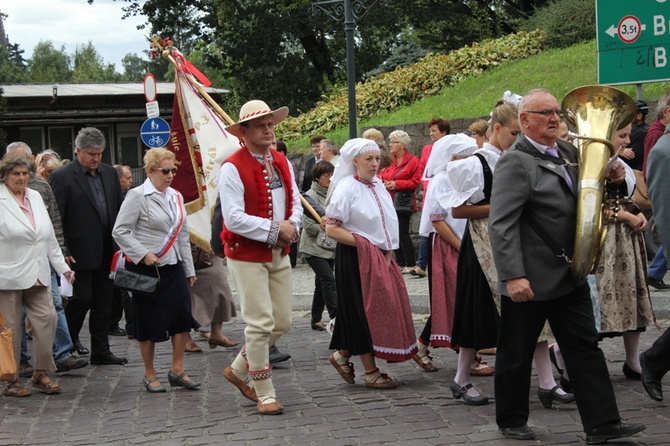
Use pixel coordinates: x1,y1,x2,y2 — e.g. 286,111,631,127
142,178,176,198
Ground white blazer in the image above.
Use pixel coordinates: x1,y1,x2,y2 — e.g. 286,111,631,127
0,184,70,290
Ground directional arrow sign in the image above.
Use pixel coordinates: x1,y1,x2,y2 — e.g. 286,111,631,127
596,1,670,85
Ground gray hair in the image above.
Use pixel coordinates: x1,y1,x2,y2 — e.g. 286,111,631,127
518,88,553,117
5,141,32,157
0,154,36,182
655,90,670,120
75,127,106,152
320,139,339,156
388,130,411,147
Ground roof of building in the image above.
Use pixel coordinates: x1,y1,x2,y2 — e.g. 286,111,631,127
0,82,229,98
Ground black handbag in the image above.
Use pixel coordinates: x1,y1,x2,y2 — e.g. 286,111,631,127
393,191,414,212
113,266,160,297
390,163,414,212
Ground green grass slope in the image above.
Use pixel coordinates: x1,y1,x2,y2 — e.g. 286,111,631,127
285,40,669,152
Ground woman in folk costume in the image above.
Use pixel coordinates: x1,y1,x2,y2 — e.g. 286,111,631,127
551,123,655,388
325,138,417,389
412,134,473,372
441,101,574,408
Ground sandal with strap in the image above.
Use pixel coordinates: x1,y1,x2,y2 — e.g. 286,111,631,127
2,379,31,397
413,348,438,372
470,356,494,376
31,373,61,394
365,372,399,389
329,352,355,384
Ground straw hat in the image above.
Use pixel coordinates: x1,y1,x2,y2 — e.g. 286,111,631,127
225,100,289,137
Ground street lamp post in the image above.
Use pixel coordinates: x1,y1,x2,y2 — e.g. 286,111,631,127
312,0,382,139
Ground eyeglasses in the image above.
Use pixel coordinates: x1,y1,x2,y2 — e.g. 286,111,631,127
155,168,177,175
526,109,564,117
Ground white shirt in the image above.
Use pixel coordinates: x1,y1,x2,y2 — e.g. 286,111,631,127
217,152,302,243
419,171,466,239
326,175,399,250
445,143,503,206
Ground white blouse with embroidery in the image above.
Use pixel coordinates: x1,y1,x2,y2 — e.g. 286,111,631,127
325,175,399,251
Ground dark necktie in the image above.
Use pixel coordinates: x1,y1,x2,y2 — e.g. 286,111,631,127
546,146,574,190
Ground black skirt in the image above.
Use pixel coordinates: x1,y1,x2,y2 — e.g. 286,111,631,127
450,226,500,349
125,261,199,342
329,243,374,356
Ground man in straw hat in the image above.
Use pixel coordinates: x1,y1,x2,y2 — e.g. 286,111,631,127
216,100,302,415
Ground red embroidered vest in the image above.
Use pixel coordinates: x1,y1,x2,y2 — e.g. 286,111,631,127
221,148,294,262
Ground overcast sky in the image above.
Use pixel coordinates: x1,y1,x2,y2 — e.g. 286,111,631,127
2,0,150,73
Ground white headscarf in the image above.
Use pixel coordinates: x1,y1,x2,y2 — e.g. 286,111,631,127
423,133,478,180
329,138,380,191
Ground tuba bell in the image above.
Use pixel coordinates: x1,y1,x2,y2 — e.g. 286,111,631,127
561,85,636,279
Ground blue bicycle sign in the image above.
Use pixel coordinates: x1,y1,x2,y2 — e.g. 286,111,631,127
140,118,171,148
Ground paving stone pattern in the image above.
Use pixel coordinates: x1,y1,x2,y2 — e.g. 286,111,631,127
1,262,669,445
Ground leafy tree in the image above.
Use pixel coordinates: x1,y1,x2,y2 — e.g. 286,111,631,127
520,0,595,49
121,52,150,81
0,43,29,83
28,40,72,83
0,87,7,148
72,41,121,82
100,0,553,115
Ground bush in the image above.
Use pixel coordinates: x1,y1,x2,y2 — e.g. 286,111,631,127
520,0,595,49
277,31,544,141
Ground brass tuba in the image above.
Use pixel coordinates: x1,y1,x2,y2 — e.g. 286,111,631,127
561,85,636,279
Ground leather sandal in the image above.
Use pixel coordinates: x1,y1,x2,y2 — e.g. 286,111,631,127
329,352,355,384
223,366,258,402
470,356,494,376
31,373,61,394
185,341,203,353
208,337,239,349
365,372,398,389
2,379,31,397
413,349,438,372
257,399,284,415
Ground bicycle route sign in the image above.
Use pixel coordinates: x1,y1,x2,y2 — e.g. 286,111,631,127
596,0,670,85
140,117,171,148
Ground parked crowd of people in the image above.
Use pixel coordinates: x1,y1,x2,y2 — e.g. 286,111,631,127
3,89,670,444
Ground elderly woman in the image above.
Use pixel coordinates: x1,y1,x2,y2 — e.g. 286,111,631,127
300,160,337,331
0,154,74,397
326,138,417,389
319,139,339,166
112,148,200,393
378,130,422,273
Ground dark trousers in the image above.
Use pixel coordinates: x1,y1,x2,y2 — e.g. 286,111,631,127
109,286,133,333
495,284,620,432
305,256,337,323
394,210,415,267
65,267,113,357
643,325,670,379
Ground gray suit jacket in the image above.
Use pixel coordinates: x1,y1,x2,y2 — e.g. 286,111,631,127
112,184,195,278
647,134,670,251
489,135,585,301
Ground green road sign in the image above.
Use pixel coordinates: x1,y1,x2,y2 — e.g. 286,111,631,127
596,0,670,85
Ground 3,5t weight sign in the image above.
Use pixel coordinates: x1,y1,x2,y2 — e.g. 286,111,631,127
618,15,642,43
596,1,670,85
